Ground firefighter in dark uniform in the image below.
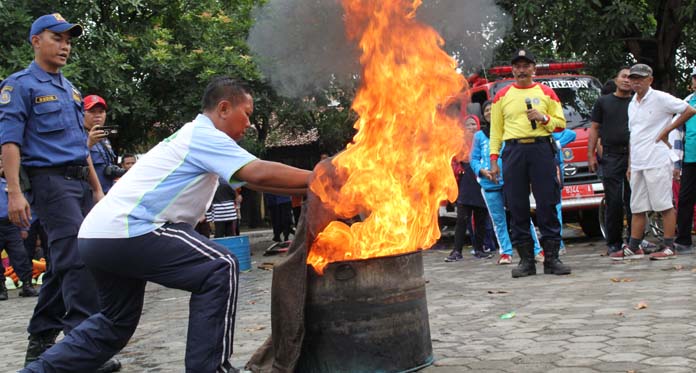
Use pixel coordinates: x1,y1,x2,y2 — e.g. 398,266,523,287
0,14,120,371
488,49,571,277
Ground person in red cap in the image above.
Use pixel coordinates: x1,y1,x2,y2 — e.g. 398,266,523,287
0,13,120,372
84,95,123,193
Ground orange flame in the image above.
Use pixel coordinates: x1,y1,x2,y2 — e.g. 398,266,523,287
307,0,468,274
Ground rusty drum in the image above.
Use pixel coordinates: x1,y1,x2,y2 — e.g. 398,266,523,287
296,250,433,372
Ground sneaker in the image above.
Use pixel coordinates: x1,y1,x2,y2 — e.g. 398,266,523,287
649,246,676,260
559,247,567,256
640,240,659,254
534,250,545,263
606,244,621,256
497,254,512,265
610,245,644,261
445,250,464,262
673,242,693,254
473,250,493,259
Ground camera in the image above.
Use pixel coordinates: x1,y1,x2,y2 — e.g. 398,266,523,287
103,164,126,179
100,125,119,136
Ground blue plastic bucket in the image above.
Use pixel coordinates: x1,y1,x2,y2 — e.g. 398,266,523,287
211,235,251,272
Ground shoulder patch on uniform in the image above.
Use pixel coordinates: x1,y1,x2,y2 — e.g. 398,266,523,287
35,95,58,104
72,87,82,103
0,86,12,105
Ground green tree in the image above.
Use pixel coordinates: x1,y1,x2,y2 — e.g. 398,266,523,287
495,0,696,95
0,0,264,153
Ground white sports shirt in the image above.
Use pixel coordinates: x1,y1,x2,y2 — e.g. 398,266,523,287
79,114,257,238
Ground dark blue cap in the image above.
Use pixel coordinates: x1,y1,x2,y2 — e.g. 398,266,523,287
28,13,83,44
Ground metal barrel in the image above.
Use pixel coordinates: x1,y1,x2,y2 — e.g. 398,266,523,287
297,250,433,373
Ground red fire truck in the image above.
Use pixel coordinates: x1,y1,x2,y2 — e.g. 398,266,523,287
440,62,606,237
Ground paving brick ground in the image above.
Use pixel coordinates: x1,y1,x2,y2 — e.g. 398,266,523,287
1,230,695,372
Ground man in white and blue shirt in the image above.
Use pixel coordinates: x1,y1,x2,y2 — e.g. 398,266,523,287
23,77,312,373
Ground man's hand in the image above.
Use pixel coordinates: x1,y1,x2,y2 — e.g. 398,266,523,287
87,125,107,148
526,108,546,123
20,230,28,240
673,168,681,182
489,162,500,184
626,169,631,181
588,154,598,173
8,191,31,228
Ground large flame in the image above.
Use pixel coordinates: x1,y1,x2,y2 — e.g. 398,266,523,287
307,0,468,274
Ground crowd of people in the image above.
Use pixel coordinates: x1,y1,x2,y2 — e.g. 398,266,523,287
2,12,696,373
445,49,696,278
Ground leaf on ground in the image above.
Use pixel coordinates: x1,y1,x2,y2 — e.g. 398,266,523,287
487,290,509,294
634,302,648,310
610,278,634,282
614,311,625,317
244,325,266,332
258,263,274,271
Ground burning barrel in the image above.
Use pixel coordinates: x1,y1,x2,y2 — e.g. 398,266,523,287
296,250,433,372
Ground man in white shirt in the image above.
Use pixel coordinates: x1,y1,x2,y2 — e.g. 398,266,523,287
621,64,696,261
22,77,312,373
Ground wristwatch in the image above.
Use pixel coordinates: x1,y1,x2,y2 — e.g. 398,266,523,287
542,115,549,124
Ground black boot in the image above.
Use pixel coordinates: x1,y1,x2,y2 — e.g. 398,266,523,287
19,280,39,297
96,358,122,372
24,329,61,366
511,242,536,278
0,280,8,301
543,240,571,275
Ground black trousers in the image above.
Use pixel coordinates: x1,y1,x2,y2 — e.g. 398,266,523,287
600,152,631,247
269,202,293,241
214,220,238,238
0,222,33,283
454,204,488,252
24,219,48,260
27,174,98,335
502,141,561,246
24,223,239,373
676,162,696,245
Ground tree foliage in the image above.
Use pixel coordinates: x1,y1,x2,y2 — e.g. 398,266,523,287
0,0,264,153
495,0,696,95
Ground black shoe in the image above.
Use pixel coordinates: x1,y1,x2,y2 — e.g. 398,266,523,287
511,242,536,278
0,281,8,301
511,258,536,278
24,329,61,366
543,240,571,275
472,250,493,259
19,282,39,297
96,359,122,373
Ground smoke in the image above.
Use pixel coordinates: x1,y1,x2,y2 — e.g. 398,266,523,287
247,0,510,98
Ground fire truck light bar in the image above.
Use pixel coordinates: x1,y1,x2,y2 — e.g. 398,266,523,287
488,62,586,76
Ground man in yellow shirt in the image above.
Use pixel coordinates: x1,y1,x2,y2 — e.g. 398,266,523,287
488,49,571,278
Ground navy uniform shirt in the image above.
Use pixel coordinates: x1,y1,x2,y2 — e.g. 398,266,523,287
90,139,116,193
0,61,89,167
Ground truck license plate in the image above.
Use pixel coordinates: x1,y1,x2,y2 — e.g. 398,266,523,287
562,184,593,198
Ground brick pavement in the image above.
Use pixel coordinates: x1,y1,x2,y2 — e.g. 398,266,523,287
1,234,694,372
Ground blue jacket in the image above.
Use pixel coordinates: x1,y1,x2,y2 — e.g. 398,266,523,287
470,131,504,191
